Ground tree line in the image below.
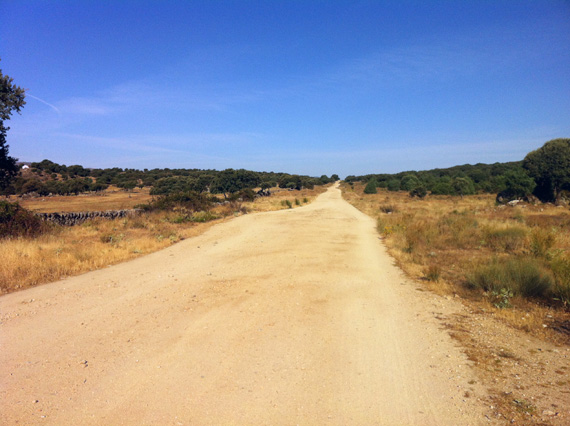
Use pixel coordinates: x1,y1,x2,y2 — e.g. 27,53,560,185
4,159,338,197
347,138,570,204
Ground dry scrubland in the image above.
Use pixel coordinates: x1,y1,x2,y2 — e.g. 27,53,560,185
0,186,325,294
341,182,570,343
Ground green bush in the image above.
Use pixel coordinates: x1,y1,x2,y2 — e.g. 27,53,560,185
410,185,427,198
0,201,50,238
467,257,553,299
363,180,377,194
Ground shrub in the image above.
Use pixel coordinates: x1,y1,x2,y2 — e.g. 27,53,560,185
530,228,556,259
363,180,377,194
295,198,301,206
467,257,553,299
387,179,400,192
0,201,50,238
410,185,427,198
484,226,527,252
424,264,441,282
550,253,570,305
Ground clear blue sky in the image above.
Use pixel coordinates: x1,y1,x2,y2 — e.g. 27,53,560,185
1,1,569,177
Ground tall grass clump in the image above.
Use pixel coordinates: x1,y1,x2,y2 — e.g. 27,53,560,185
437,210,480,249
530,228,556,259
483,226,527,252
549,253,570,305
467,257,553,299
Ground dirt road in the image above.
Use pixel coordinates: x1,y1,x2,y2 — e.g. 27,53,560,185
1,184,493,425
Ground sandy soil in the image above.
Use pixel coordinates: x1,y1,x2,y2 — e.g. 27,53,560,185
1,184,495,425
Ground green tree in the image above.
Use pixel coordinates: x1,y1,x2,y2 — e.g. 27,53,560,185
523,138,570,202
452,177,475,197
0,61,26,192
400,174,420,191
387,179,400,192
496,170,536,202
363,179,377,194
410,185,427,198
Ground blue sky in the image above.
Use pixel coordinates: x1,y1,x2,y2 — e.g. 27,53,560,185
1,1,569,177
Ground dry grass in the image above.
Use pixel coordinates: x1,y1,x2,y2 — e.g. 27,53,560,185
341,182,570,341
243,186,327,213
10,186,153,213
1,185,327,294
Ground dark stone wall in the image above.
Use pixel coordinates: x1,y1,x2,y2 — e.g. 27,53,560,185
36,209,142,226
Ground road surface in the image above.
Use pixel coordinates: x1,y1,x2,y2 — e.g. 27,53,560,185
1,184,491,425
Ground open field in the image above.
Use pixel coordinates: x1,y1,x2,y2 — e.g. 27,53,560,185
341,182,570,341
10,186,153,213
0,186,326,294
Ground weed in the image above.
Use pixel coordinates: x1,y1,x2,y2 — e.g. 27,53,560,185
285,200,292,209
424,264,441,282
550,253,570,305
191,211,218,223
295,198,301,206
484,226,527,252
490,288,513,309
303,197,308,203
467,257,553,299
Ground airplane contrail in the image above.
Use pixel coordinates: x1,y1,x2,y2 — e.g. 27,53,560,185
27,93,61,114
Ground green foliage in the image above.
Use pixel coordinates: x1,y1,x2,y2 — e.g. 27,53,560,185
0,61,25,192
498,170,536,201
430,181,454,195
146,191,216,212
409,185,427,198
523,138,570,202
452,177,475,196
0,200,49,238
387,179,400,192
490,288,513,309
400,174,420,191
363,179,377,194
467,257,553,299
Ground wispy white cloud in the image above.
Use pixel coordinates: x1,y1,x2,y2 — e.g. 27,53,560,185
26,94,61,114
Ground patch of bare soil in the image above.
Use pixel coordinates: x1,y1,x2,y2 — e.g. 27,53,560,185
439,304,569,425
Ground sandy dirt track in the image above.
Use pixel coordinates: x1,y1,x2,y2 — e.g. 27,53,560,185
1,184,493,425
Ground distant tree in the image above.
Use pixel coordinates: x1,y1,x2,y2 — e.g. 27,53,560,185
410,185,427,198
363,179,377,194
400,174,420,191
452,177,475,197
496,170,536,203
523,138,570,202
387,179,400,192
331,174,340,181
0,61,26,192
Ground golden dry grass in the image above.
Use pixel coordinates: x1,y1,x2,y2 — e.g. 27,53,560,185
0,185,327,295
11,186,153,213
341,182,570,342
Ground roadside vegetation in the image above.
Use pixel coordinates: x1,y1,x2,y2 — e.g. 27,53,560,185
341,184,569,342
